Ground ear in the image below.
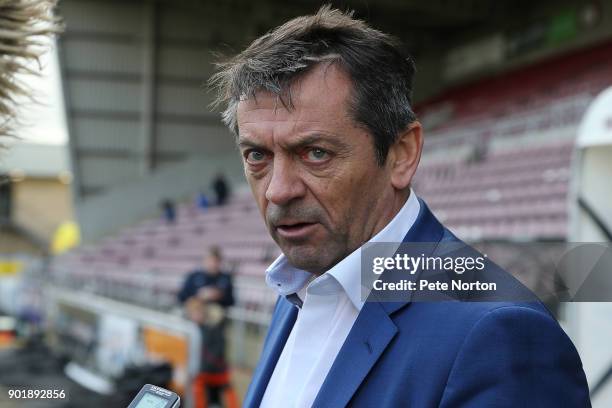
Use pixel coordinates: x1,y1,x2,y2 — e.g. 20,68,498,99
388,121,423,190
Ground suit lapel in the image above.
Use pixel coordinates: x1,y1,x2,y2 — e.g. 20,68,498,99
243,297,298,408
312,300,398,407
312,199,446,407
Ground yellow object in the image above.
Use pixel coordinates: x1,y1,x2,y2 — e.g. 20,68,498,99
0,261,23,275
51,221,81,254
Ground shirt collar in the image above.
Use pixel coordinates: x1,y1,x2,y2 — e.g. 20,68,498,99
265,189,421,311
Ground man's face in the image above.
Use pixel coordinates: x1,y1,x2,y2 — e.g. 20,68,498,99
205,255,221,274
236,64,398,274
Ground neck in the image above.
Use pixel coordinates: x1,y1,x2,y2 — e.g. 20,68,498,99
308,189,411,277
369,188,411,239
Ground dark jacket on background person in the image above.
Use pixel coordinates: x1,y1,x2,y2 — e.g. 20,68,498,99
212,176,230,206
177,270,234,307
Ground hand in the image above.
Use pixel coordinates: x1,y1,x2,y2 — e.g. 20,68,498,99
198,287,222,301
185,297,206,324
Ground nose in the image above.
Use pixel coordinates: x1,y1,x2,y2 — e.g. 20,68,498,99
265,156,306,206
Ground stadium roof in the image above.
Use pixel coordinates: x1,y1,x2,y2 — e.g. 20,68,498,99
159,0,541,56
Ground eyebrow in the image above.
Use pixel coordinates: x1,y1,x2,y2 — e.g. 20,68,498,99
237,138,263,149
238,133,351,152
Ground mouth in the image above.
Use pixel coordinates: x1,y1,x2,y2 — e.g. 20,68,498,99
275,222,318,240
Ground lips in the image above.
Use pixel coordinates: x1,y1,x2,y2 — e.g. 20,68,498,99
275,221,318,240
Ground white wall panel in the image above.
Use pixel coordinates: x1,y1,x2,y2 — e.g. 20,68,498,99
60,0,144,35
69,79,142,112
63,40,143,74
80,157,141,187
158,47,214,79
73,119,141,151
156,123,235,154
156,84,214,116
159,7,212,42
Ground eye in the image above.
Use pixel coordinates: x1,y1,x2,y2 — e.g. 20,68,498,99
245,150,267,164
305,147,330,162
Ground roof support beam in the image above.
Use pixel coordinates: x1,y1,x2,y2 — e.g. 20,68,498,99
139,1,159,175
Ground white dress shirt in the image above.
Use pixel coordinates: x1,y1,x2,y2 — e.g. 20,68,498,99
260,190,421,408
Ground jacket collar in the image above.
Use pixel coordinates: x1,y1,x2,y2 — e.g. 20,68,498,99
311,198,446,407
377,197,446,315
242,298,298,408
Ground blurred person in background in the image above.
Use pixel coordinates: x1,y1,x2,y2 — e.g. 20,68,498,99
212,173,230,206
160,198,176,224
178,246,237,408
196,190,210,211
211,6,590,408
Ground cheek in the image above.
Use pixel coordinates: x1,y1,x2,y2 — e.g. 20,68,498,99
331,163,386,220
306,168,363,226
245,172,269,218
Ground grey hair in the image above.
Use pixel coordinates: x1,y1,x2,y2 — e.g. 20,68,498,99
0,0,61,140
209,5,417,165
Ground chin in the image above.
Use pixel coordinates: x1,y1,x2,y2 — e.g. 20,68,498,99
283,244,331,274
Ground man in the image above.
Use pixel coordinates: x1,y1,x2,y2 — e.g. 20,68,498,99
160,198,177,224
211,7,590,407
178,247,235,309
178,247,237,408
212,173,231,206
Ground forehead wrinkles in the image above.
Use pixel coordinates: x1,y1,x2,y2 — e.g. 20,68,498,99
237,107,345,150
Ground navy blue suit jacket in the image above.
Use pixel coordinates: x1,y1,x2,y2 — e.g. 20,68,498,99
244,199,591,407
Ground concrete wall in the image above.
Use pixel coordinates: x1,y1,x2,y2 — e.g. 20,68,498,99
77,153,245,243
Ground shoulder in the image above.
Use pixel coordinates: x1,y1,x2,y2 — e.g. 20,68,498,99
395,300,582,371
427,301,590,406
397,299,554,335
448,301,559,338
457,301,571,347
188,269,205,277
391,285,564,361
